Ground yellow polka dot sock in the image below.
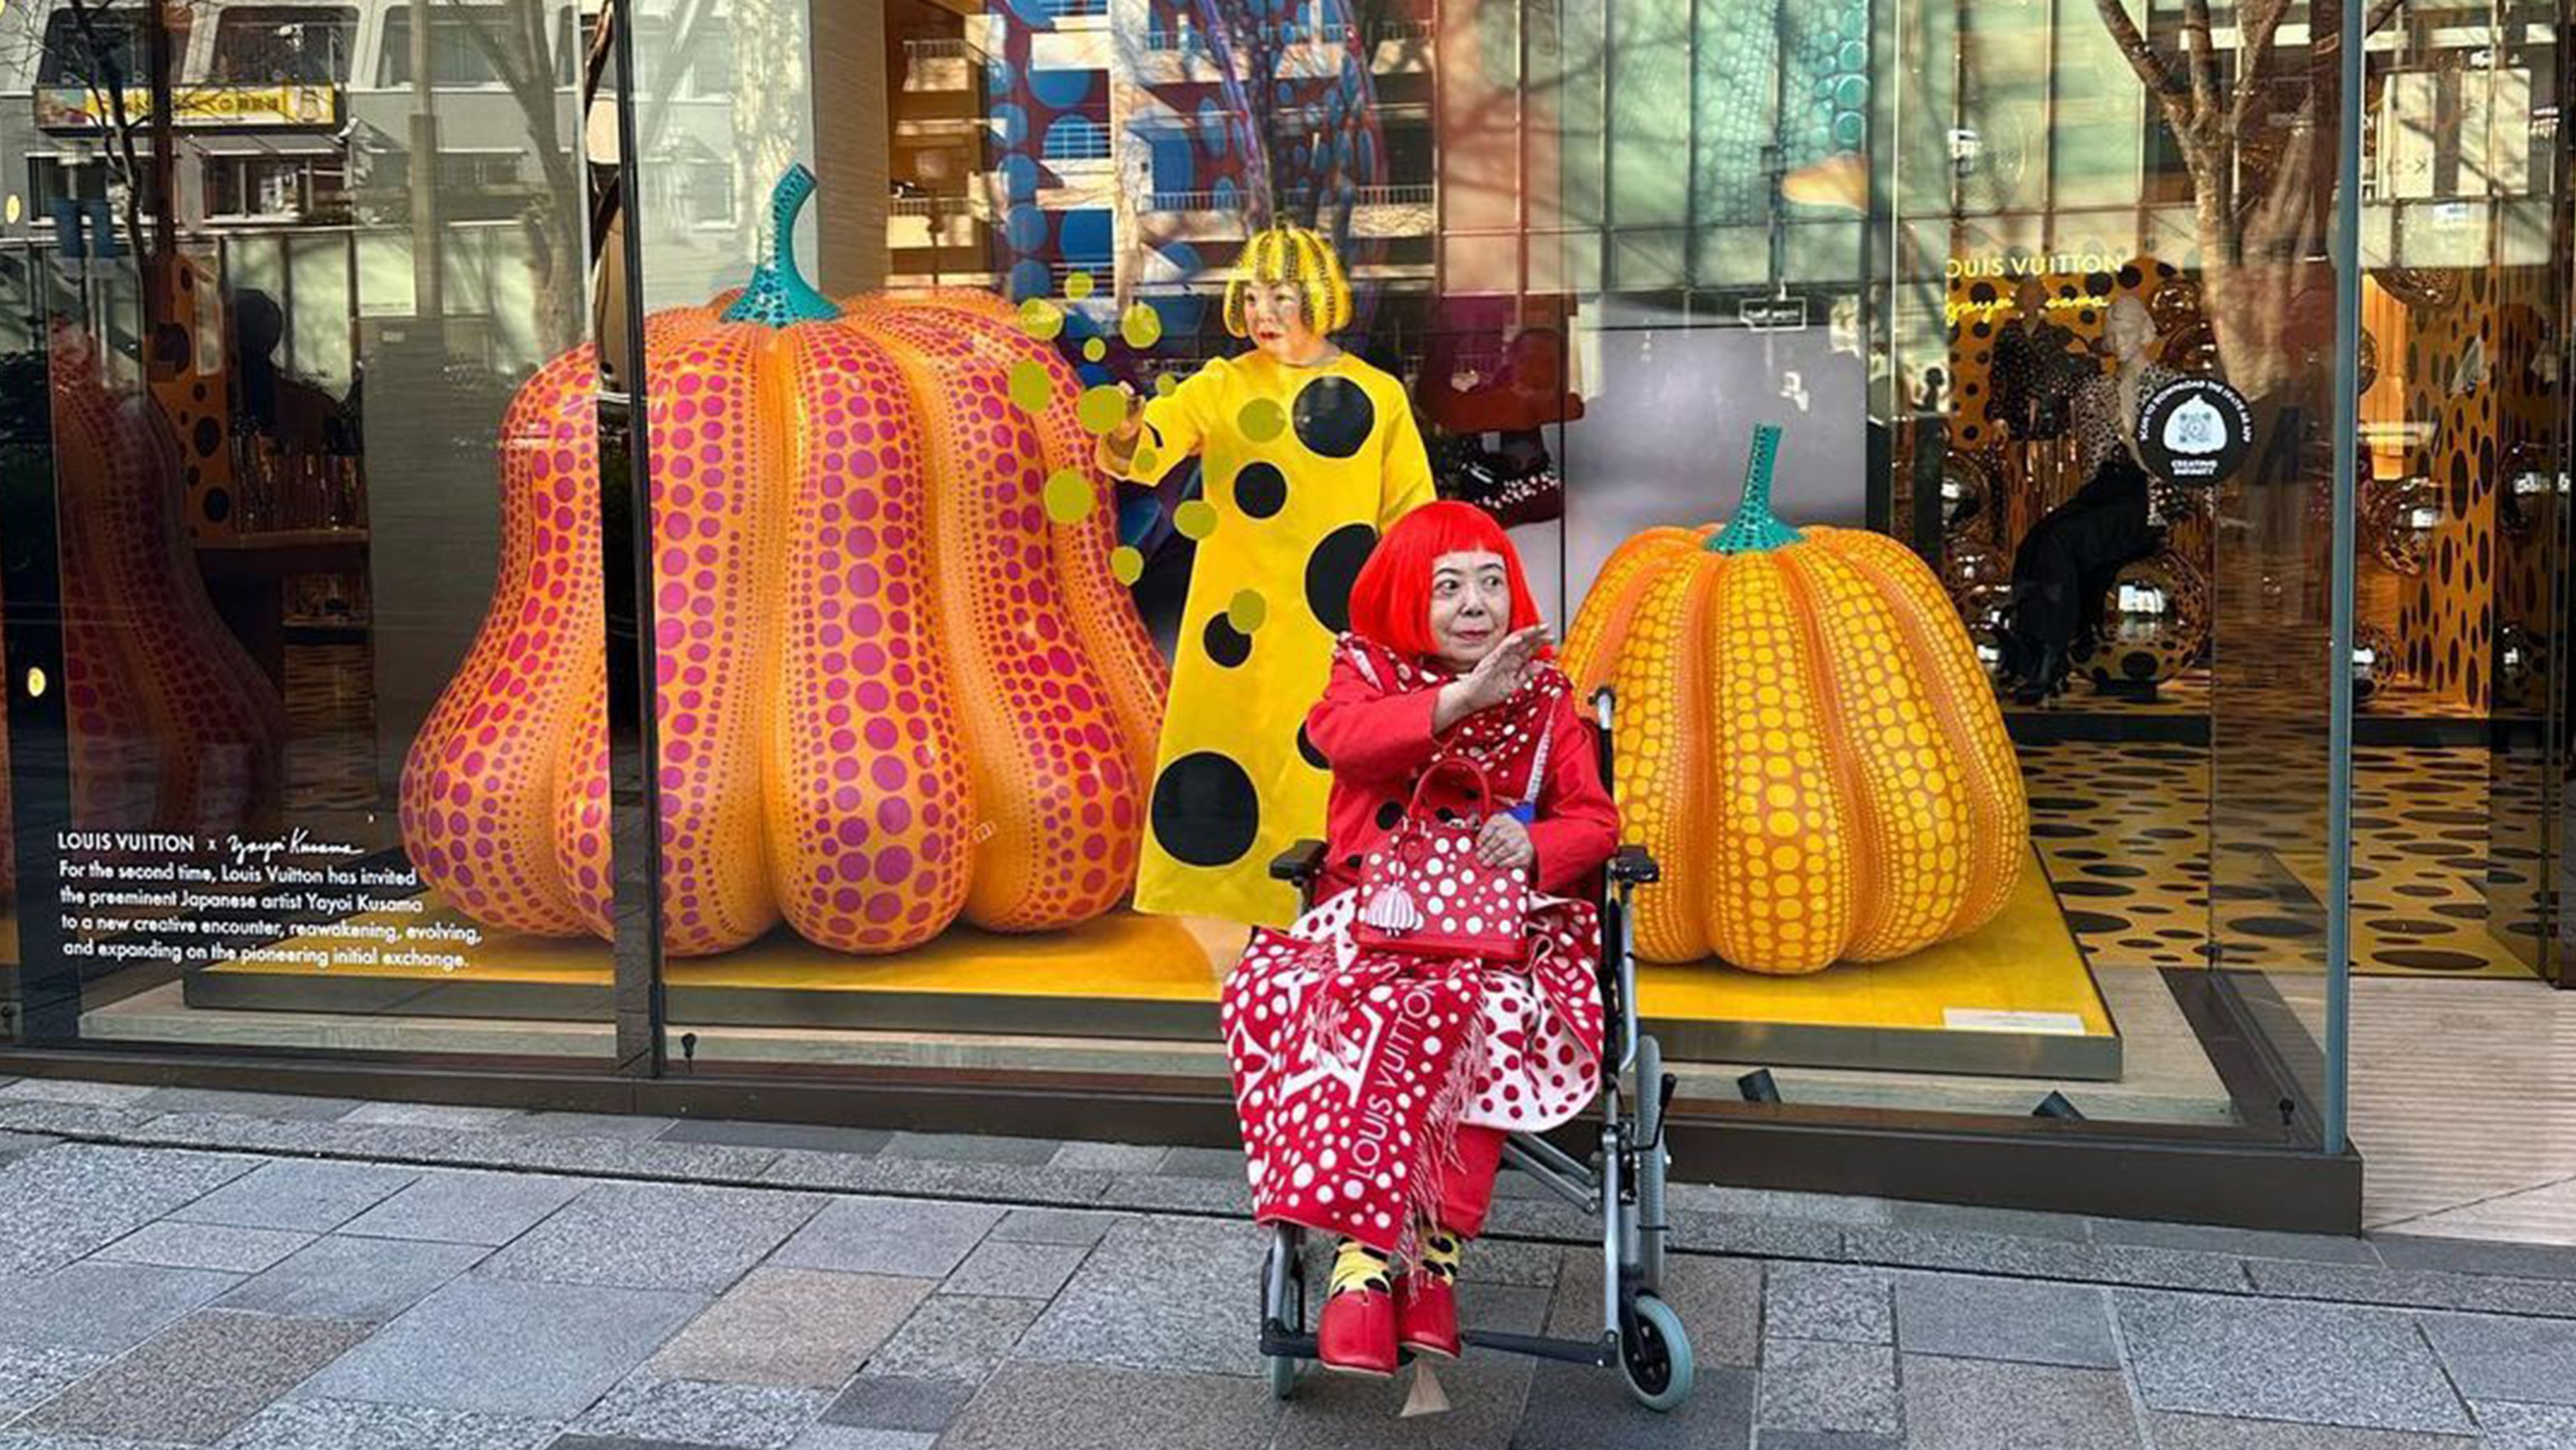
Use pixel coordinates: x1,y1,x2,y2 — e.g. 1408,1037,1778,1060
1419,1229,1464,1284
1329,1239,1392,1298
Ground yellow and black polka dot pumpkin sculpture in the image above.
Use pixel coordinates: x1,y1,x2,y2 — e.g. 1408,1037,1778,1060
1563,427,2029,973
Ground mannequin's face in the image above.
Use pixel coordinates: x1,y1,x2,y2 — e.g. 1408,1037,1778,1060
1244,282,1327,364
1428,550,1511,670
2105,302,2154,360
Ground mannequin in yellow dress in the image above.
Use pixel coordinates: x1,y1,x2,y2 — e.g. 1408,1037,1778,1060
1102,225,1435,925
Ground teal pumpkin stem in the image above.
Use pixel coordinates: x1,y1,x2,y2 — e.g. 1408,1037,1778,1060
1707,423,1805,553
720,164,841,327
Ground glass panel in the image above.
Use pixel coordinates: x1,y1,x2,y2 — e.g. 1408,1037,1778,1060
0,0,610,1062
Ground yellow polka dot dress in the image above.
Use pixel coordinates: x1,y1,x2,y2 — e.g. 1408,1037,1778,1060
1118,351,1434,926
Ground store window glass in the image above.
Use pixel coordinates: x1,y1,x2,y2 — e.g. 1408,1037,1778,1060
580,0,2365,1151
0,0,612,1061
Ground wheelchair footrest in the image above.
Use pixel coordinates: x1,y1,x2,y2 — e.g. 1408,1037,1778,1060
1461,1329,1619,1367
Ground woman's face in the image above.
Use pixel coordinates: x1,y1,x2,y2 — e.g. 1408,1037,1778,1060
1428,550,1513,670
2104,300,2154,360
1245,282,1326,364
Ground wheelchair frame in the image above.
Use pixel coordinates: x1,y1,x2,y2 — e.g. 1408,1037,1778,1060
1254,686,1697,1410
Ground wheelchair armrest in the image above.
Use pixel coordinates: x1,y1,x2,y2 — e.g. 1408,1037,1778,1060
1269,839,1328,884
1609,843,1659,886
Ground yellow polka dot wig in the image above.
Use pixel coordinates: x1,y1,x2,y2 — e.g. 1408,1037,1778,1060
1561,427,2029,973
1224,225,1353,339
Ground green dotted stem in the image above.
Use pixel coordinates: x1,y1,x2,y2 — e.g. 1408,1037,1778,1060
720,164,840,328
1707,423,1805,554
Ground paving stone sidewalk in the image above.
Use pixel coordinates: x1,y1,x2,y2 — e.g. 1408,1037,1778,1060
0,1076,2566,1447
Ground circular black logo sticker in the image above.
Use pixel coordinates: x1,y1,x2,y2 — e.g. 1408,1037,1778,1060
2135,376,2254,484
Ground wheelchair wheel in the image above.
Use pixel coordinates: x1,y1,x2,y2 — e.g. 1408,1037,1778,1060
1619,1293,1694,1411
1263,1225,1305,1399
1633,1033,1668,1293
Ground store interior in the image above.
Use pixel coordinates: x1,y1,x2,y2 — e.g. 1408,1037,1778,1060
0,0,2564,1146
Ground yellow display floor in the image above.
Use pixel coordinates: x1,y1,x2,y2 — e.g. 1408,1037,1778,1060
184,844,2118,1078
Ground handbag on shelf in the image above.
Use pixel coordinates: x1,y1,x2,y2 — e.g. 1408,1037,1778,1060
1352,756,1532,961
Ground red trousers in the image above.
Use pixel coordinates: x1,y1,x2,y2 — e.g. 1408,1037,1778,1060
1440,1125,1509,1238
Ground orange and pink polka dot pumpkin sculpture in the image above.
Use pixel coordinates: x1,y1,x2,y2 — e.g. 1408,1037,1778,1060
400,166,1165,957
1562,427,2027,973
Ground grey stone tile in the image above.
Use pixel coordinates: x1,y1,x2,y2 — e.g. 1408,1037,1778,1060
786,1430,935,1450
786,1431,935,1450
2476,1400,2576,1450
1758,1340,1900,1437
1763,1263,1892,1344
1458,1237,1561,1289
492,1111,677,1142
0,1432,195,1449
1893,1273,2118,1368
751,1152,1112,1208
165,1160,419,1233
1901,1356,2141,1450
0,1132,61,1162
1667,1183,1892,1227
1090,1175,1252,1216
2090,1218,2381,1266
2372,1233,2576,1283
1548,1251,1761,1369
216,1398,563,1450
768,1196,1000,1280
17,1309,369,1446
294,1276,705,1419
0,1079,152,1106
989,1209,1118,1248
1155,1145,1249,1180
1888,1200,2093,1241
2420,1313,2576,1406
2143,1410,2481,1448
1510,1359,1752,1449
1665,1209,1847,1261
0,1145,260,1276
1751,1435,1902,1450
647,1270,927,1390
466,1136,782,1184
875,1132,1061,1167
1016,1216,1263,1377
480,1182,824,1292
1461,1283,1552,1337
1044,1142,1168,1174
337,1170,589,1247
2247,1259,2576,1318
933,1361,1277,1450
2116,1290,2472,1433
937,1239,1087,1301
90,1222,313,1275
215,1234,486,1323
128,1089,360,1123
0,1262,242,1353
1841,1227,2249,1292
657,1120,892,1155
336,1102,525,1131
860,1295,1039,1385
0,1343,111,1421
817,1375,976,1434
568,1377,831,1450
1479,1198,1607,1242
1273,1349,1532,1449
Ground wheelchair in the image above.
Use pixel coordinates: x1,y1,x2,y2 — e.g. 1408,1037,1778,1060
1256,686,1695,1410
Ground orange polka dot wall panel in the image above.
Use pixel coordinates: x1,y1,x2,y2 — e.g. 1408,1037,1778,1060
400,168,1162,958
1562,428,2028,973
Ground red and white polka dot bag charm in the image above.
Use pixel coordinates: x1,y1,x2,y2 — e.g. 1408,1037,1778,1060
1352,756,1530,961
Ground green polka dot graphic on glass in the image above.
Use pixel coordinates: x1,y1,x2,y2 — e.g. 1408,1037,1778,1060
1065,271,1096,301
1121,303,1164,350
1174,499,1219,540
1238,397,1287,444
1076,384,1129,435
1018,297,1063,341
1042,468,1093,523
1228,588,1268,633
1110,546,1144,585
1008,359,1055,417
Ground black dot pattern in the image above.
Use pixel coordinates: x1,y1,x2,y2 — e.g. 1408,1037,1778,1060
1292,375,1374,458
1304,523,1377,633
1149,752,1261,868
1202,614,1252,668
1234,462,1288,519
1295,723,1328,771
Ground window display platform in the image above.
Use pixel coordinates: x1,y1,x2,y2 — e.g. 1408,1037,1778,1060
180,848,2116,1080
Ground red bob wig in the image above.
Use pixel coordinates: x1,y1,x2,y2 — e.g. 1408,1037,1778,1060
1345,501,1546,659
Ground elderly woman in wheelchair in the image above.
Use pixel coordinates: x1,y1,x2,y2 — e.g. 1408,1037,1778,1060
1219,501,1619,1379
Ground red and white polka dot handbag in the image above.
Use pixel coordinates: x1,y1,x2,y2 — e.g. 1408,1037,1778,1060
1350,756,1531,961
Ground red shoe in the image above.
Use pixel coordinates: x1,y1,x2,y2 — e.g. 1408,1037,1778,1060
1395,1274,1462,1359
1316,1287,1399,1378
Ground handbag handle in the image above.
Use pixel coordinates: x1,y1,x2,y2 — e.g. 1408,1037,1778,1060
1404,754,1497,828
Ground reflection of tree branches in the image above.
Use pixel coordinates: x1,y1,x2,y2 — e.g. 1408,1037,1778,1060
434,0,583,348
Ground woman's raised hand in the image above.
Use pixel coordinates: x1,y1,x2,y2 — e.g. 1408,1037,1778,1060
1438,624,1550,729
